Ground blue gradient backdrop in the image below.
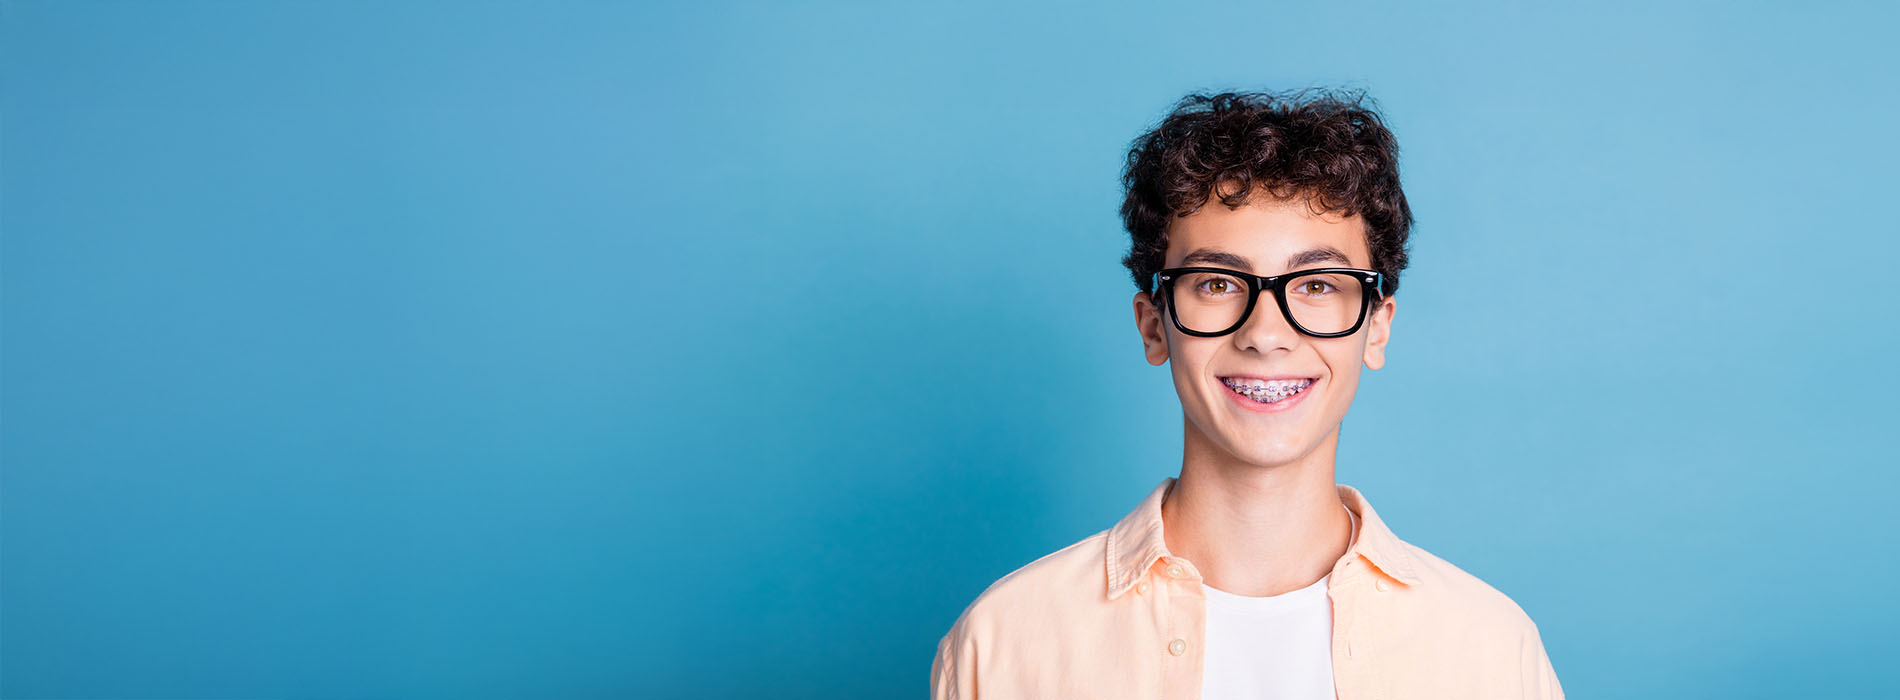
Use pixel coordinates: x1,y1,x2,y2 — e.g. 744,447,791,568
4,2,1895,698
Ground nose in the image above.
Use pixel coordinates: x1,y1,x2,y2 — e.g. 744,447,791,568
1232,291,1300,351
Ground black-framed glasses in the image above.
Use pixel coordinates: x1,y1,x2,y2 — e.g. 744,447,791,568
1152,266,1385,338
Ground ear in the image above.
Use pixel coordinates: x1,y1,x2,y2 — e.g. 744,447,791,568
1362,295,1396,371
1135,290,1170,366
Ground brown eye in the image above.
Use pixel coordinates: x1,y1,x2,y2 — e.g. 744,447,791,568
1185,273,1246,298
1198,279,1238,295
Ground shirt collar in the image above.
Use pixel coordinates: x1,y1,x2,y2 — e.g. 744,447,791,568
1104,476,1424,600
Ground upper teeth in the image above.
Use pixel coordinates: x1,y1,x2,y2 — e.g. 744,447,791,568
1223,378,1313,393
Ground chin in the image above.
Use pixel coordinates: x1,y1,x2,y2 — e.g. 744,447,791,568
1221,435,1313,468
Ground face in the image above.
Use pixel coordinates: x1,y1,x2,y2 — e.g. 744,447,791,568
1133,193,1396,470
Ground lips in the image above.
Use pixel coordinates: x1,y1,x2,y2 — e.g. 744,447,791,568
1217,375,1318,413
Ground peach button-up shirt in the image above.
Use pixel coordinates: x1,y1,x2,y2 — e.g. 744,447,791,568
931,477,1564,699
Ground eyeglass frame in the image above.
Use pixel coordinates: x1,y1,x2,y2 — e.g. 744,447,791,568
1150,266,1386,338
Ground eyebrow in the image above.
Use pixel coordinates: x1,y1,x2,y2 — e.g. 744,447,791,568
1177,246,1354,272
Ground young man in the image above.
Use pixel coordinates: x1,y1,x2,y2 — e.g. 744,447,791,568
930,90,1564,700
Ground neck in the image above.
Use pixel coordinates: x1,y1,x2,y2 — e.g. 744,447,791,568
1160,419,1354,597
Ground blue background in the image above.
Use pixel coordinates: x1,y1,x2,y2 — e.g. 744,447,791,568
4,1,1896,698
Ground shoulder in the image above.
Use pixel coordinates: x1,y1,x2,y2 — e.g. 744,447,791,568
937,528,1109,643
932,529,1117,698
1379,540,1564,697
1397,538,1544,637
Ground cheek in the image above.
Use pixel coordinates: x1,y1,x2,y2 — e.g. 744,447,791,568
1324,347,1368,392
1334,339,1369,369
1168,357,1201,394
1167,344,1215,377
1166,348,1217,398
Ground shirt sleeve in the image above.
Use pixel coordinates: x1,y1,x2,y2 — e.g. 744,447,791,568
1520,620,1565,700
931,622,977,700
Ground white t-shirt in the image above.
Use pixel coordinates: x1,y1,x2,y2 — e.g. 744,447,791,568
1198,505,1358,700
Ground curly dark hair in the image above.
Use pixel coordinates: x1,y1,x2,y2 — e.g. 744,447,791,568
1119,88,1414,306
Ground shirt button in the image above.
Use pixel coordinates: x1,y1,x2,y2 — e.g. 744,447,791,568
1376,579,1390,592
1167,564,1186,578
1169,638,1187,656
1136,581,1151,595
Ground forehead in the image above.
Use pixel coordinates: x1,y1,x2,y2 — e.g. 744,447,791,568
1165,194,1370,272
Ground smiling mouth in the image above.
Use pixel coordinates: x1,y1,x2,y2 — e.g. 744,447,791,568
1219,377,1315,404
